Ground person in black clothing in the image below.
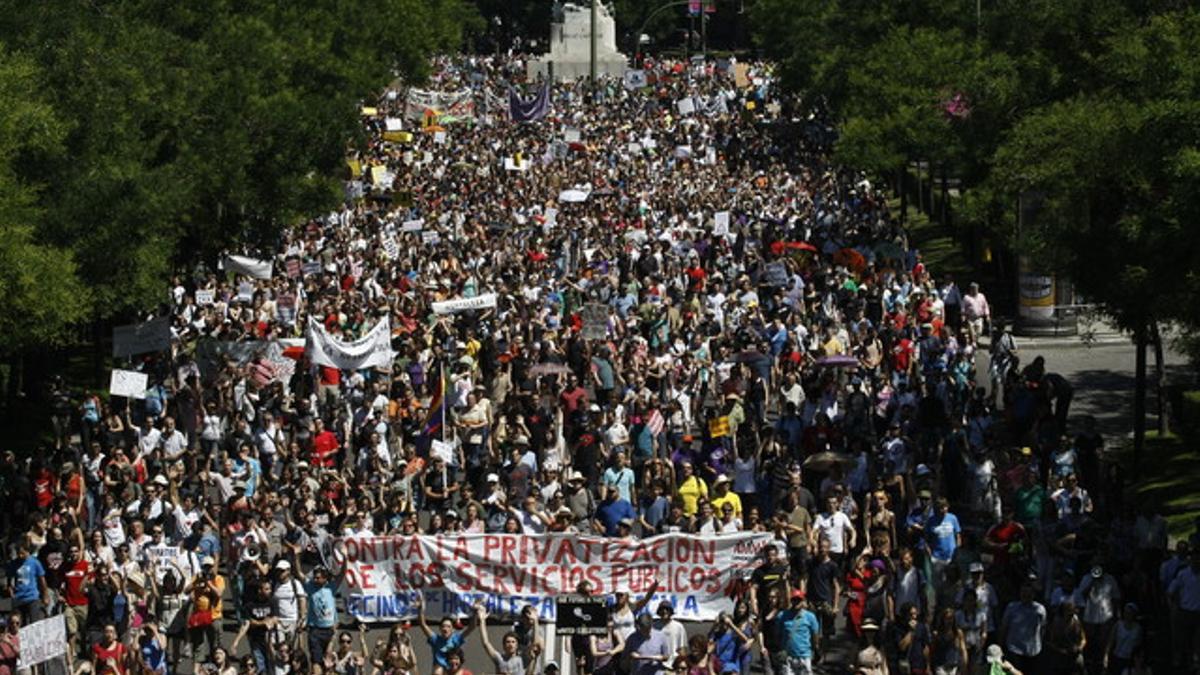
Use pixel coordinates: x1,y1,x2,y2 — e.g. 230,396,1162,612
806,537,841,637
751,544,790,619
232,579,276,674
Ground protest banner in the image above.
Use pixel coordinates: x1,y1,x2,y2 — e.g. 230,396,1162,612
306,317,394,371
109,369,148,399
225,254,273,280
580,303,609,340
18,614,66,668
112,317,172,358
404,88,476,122
334,532,772,622
383,130,414,144
431,293,497,315
764,262,790,287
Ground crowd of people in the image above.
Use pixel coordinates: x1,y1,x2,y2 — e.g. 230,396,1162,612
2,48,1199,675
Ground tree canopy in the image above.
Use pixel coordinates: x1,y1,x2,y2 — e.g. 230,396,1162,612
0,0,475,349
752,0,1200,350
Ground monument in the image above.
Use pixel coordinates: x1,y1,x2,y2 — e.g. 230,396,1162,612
528,2,628,81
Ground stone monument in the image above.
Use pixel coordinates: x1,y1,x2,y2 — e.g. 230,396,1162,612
528,2,628,81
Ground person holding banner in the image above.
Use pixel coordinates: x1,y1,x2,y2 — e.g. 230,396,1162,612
476,605,526,675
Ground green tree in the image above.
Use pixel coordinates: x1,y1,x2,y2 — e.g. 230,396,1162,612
0,49,89,354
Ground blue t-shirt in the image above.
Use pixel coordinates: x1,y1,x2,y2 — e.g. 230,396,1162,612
926,512,961,562
595,498,636,536
140,639,167,674
427,631,465,669
711,630,741,673
778,608,820,659
306,582,337,628
10,556,44,603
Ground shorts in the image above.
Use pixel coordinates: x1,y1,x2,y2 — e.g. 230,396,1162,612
65,604,89,636
780,655,813,675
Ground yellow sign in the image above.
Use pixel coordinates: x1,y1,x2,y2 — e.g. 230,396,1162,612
360,107,378,116
370,165,389,185
383,131,414,143
708,416,730,438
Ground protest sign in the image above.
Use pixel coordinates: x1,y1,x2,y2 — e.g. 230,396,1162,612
335,532,771,622
434,131,447,145
674,146,693,160
622,69,647,90
504,157,530,172
306,317,394,371
734,63,751,88
302,261,323,277
143,544,199,581
237,281,254,302
430,439,455,465
431,293,497,315
544,208,558,226
563,128,581,143
112,317,172,358
360,107,378,116
385,117,403,131
383,130,414,144
371,165,391,185
556,595,609,636
109,369,148,399
713,211,730,236
580,303,608,340
382,237,400,260
675,97,696,116
18,615,66,668
285,258,302,279
708,416,730,438
764,262,790,287
422,231,441,245
195,289,215,306
401,219,425,233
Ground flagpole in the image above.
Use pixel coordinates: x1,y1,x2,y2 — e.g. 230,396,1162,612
441,359,448,490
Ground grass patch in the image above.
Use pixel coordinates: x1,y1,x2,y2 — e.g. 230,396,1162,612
1109,431,1199,541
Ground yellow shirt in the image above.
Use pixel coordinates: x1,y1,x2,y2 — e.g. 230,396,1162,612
710,491,743,519
677,476,708,517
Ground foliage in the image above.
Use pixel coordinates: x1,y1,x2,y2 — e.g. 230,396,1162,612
0,49,89,352
0,0,473,329
752,0,1200,346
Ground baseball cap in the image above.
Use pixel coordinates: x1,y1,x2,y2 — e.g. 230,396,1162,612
201,556,215,567
790,589,806,601
618,517,634,528
275,560,292,571
657,601,674,615
918,489,932,499
986,644,1004,664
487,473,500,483
969,562,985,573
713,474,730,485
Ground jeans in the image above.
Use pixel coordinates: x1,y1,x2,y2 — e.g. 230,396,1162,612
250,639,272,674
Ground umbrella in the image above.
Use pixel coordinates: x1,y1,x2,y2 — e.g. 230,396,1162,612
769,240,817,257
874,240,905,261
529,362,572,376
727,350,771,365
803,451,857,472
833,247,868,272
815,354,860,369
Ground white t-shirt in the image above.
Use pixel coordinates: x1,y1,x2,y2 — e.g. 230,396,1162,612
273,578,304,623
813,511,854,553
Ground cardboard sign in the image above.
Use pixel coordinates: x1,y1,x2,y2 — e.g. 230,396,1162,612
764,262,790,287
109,369,148,399
580,303,609,340
556,594,610,636
195,290,215,306
18,615,66,668
714,211,730,236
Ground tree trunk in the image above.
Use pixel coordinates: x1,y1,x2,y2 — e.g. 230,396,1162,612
915,161,924,214
1133,325,1147,480
92,316,107,389
940,164,949,226
1152,320,1168,436
898,165,907,225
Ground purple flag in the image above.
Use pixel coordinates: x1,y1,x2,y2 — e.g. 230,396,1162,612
509,84,551,122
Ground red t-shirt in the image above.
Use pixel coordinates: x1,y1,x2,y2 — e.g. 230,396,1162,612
312,431,340,468
64,560,90,607
92,641,127,675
